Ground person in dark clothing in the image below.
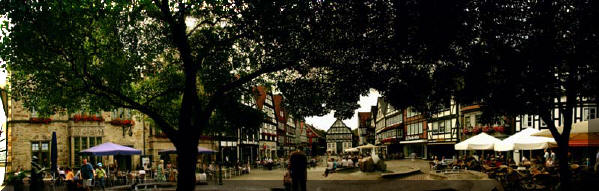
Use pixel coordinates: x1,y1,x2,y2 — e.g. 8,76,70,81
289,146,307,191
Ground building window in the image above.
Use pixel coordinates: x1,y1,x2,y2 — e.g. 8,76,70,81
475,115,483,126
31,141,50,167
584,107,597,121
464,116,471,128
447,119,454,133
526,115,533,127
73,137,102,166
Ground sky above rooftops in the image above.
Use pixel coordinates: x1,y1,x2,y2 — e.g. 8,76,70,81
305,89,380,131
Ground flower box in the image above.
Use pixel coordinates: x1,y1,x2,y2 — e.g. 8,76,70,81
493,126,505,133
462,128,471,134
482,126,494,133
472,126,482,134
73,114,104,122
110,118,134,126
30,117,52,124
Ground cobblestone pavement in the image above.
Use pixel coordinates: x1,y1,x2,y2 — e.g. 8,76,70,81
192,159,501,191
97,159,501,191
230,159,487,181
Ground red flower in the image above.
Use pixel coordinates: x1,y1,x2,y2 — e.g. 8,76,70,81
493,126,505,133
110,118,122,126
472,126,481,134
483,126,494,133
30,117,52,124
462,128,471,134
73,114,82,122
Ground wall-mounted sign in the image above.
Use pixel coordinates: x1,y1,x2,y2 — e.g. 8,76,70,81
405,135,421,141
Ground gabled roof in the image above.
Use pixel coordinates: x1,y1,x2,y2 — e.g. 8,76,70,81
327,118,352,134
386,104,395,113
376,97,387,117
358,112,371,127
306,124,322,138
252,86,267,110
371,106,378,119
273,94,286,123
331,118,348,128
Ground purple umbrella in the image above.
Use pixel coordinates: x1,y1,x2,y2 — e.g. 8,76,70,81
80,142,141,156
158,146,215,154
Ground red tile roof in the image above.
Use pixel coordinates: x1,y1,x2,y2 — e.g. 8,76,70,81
252,86,267,110
358,112,371,126
273,95,286,122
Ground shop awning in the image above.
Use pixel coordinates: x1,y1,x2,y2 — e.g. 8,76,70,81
400,139,427,144
495,128,555,151
455,132,501,150
533,119,599,147
427,141,457,145
80,142,142,156
158,146,216,154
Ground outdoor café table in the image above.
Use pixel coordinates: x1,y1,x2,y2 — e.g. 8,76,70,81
570,164,580,170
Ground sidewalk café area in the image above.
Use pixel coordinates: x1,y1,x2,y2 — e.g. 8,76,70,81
427,120,599,190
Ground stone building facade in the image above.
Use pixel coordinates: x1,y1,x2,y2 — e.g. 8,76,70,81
7,100,149,171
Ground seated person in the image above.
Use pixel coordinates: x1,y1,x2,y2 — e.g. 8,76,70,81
333,158,338,170
323,158,334,177
495,160,503,167
347,158,354,168
521,156,531,166
545,158,554,168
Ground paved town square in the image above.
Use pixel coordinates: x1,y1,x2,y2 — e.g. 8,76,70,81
3,0,599,190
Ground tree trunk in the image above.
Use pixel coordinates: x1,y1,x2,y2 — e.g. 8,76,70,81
557,137,571,190
175,139,199,191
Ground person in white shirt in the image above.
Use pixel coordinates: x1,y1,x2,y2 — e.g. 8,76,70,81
347,158,354,168
323,158,334,177
341,158,348,167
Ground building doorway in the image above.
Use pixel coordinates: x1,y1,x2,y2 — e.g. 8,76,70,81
115,155,132,170
336,142,343,154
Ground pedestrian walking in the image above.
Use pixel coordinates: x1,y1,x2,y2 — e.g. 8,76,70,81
79,158,95,191
289,146,307,191
95,163,106,190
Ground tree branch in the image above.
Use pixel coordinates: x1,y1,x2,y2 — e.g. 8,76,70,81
186,17,228,37
142,86,184,106
205,64,294,115
539,108,562,145
40,30,179,139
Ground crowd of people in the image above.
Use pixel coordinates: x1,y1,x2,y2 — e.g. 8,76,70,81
322,153,365,177
53,158,182,191
427,148,599,190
